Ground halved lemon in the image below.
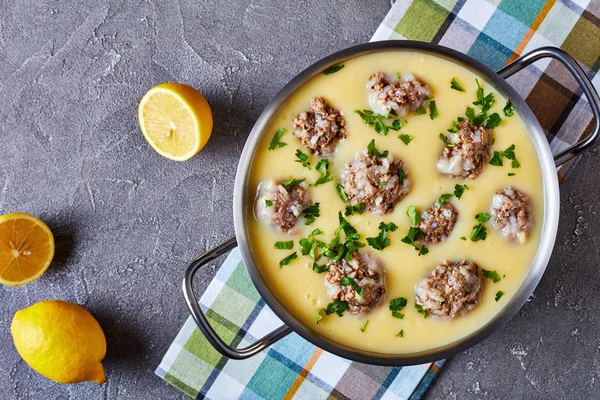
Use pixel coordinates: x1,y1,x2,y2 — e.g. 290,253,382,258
0,213,55,286
138,83,213,161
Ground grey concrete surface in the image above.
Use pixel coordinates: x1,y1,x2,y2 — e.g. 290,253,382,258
0,0,598,399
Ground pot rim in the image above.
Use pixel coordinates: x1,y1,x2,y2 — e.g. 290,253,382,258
233,40,560,366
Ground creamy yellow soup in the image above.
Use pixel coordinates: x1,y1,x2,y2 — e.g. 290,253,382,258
245,51,543,354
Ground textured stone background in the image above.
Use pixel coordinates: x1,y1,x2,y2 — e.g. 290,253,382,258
0,0,599,399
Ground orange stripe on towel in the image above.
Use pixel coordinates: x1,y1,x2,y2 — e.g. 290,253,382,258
283,348,324,399
506,0,556,64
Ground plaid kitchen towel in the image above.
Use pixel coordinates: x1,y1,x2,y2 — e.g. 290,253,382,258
156,247,446,399
374,0,600,181
157,1,600,398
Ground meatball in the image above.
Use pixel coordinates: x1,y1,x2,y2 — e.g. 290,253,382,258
325,252,386,314
254,180,310,233
418,202,458,244
490,187,533,244
292,97,347,158
415,260,484,318
367,72,430,117
437,119,491,179
340,150,410,214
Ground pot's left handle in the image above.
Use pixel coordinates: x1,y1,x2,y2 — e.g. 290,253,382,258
183,236,293,359
497,47,600,167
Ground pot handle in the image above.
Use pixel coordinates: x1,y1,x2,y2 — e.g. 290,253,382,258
497,47,600,167
182,236,293,359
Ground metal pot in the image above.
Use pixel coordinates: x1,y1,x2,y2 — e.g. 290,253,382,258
183,41,600,366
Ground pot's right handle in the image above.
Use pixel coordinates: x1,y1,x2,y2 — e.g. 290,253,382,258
497,47,600,167
182,236,292,359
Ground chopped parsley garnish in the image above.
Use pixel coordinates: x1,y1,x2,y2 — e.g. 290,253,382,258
340,276,364,296
323,64,344,75
268,128,287,150
473,79,495,113
294,149,310,169
415,304,427,318
489,151,503,166
367,221,398,251
450,77,465,92
311,159,333,186
274,241,293,250
389,297,407,319
495,290,505,301
312,262,329,274
489,144,520,168
407,206,420,225
470,213,491,242
483,269,502,283
283,177,305,188
400,226,428,255
486,112,502,129
503,99,514,117
265,199,273,207
278,252,297,267
380,181,387,186
447,118,463,133
415,105,426,115
396,330,404,338
325,212,365,262
460,236,467,240
429,100,438,120
367,139,389,158
355,110,399,136
454,184,469,199
345,203,365,216
398,134,413,145
465,106,487,126
303,202,320,225
396,72,402,79
360,320,369,332
435,193,453,209
439,133,455,147
335,183,349,202
398,168,405,185
325,299,348,317
508,172,516,177
299,228,325,260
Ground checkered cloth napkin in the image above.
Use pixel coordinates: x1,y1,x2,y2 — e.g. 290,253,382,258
156,1,600,398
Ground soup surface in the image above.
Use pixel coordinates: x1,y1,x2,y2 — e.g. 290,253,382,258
245,50,543,354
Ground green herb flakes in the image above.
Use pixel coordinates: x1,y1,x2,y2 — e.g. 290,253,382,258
325,299,348,317
429,100,439,120
279,252,297,267
345,203,365,216
460,236,467,241
473,79,495,113
274,241,293,250
294,149,310,169
283,177,305,188
303,202,320,225
476,213,491,223
367,139,389,158
355,110,396,136
495,291,505,302
400,226,428,256
366,221,398,251
483,269,502,283
323,64,344,75
311,159,333,186
415,304,427,318
340,276,364,296
407,206,420,225
503,99,514,117
360,320,369,333
268,128,287,150
470,213,490,242
415,105,426,115
454,184,469,199
316,308,324,324
439,133,455,147
335,183,349,202
265,199,273,207
389,297,407,319
435,193,454,209
312,262,329,274
396,330,404,338
486,112,502,129
508,172,516,177
450,77,465,92
398,134,413,145
396,72,402,79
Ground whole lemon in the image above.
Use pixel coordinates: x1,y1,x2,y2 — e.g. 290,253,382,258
10,300,107,384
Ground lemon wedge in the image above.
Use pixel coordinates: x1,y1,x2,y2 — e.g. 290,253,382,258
0,212,55,286
138,82,213,161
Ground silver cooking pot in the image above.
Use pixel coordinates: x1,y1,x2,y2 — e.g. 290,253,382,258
183,41,600,366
